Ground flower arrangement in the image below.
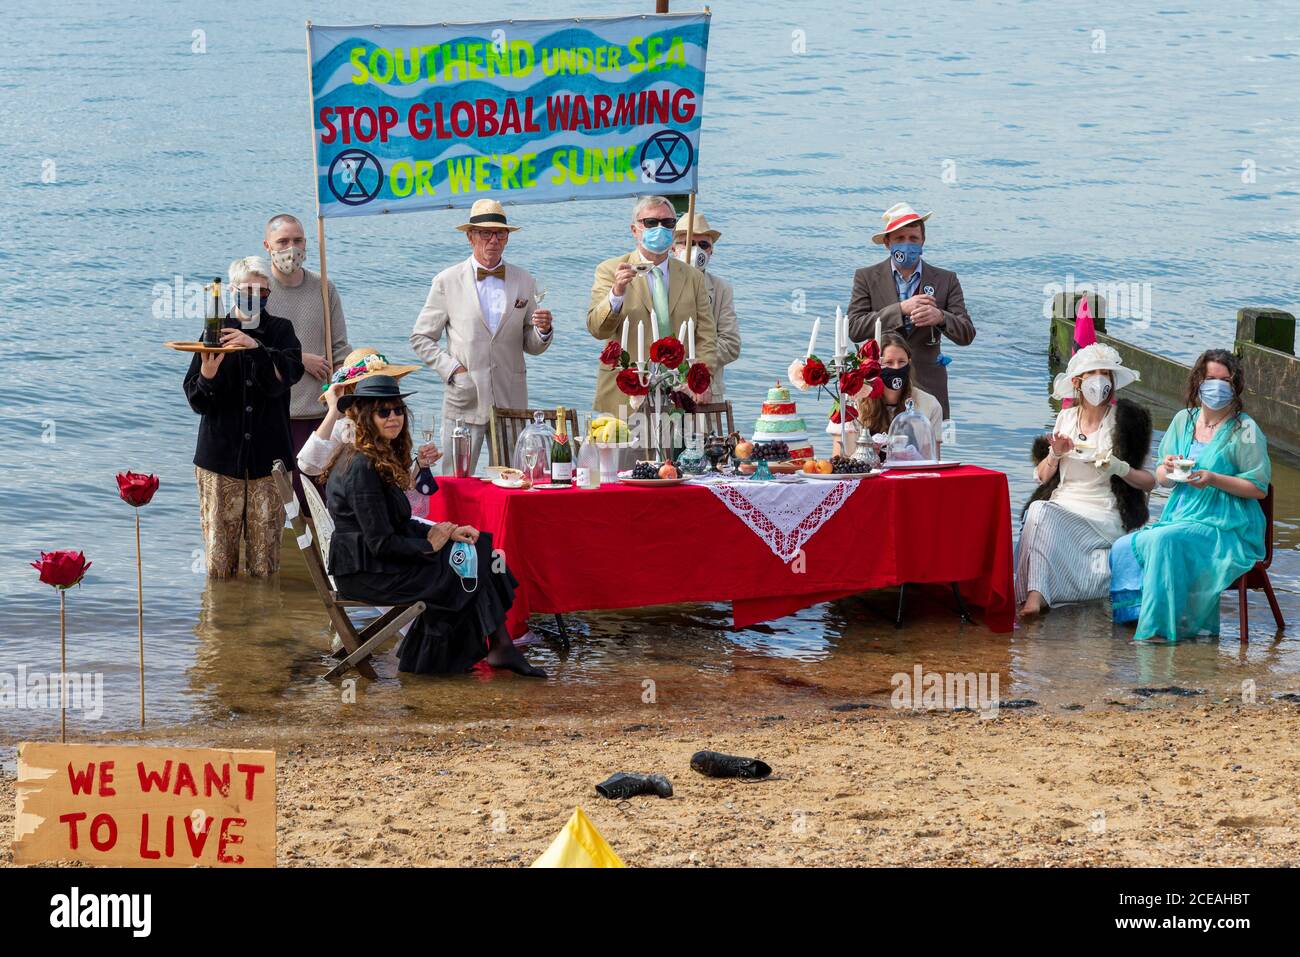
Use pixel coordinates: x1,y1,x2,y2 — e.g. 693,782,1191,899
603,334,711,413
788,309,885,434
322,351,391,391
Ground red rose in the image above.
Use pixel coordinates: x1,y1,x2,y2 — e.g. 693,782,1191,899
616,368,649,397
839,368,867,399
859,339,880,362
599,340,623,368
116,471,159,507
649,336,685,369
803,357,829,387
866,375,885,400
685,361,711,397
670,387,698,413
31,550,92,589
859,358,881,380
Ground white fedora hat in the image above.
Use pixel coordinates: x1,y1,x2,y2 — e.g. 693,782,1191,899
455,198,520,232
871,202,932,244
1051,343,1140,399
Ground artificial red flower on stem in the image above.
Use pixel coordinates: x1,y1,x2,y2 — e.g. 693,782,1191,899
616,368,650,397
839,367,867,400
859,339,880,362
685,361,711,398
803,357,829,387
32,550,90,743
116,471,159,507
599,340,624,368
31,550,91,589
649,336,685,369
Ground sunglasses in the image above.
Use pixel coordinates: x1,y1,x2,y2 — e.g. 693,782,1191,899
638,216,677,229
375,405,406,419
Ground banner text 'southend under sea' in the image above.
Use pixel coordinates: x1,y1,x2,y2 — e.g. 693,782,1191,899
307,13,711,219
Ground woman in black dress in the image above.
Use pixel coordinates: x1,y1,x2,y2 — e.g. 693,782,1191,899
322,376,544,677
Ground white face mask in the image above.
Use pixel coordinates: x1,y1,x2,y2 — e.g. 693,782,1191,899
1081,375,1113,406
271,246,306,273
673,244,710,270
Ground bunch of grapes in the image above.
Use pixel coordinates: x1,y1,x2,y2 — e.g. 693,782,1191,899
631,461,662,479
830,455,871,474
750,440,790,461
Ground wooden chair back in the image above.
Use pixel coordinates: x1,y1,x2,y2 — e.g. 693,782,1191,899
690,401,735,439
488,406,581,468
300,475,335,584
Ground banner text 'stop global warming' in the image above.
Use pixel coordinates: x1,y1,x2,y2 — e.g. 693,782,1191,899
308,14,710,217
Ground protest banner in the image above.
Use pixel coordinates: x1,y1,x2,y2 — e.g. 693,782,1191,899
13,742,276,867
306,13,710,218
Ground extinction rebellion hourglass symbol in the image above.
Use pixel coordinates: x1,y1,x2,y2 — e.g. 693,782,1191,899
327,149,384,206
640,129,693,184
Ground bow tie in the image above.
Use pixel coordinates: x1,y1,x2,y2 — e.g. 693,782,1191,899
476,265,505,281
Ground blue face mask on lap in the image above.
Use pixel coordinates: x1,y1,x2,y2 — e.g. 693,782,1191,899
890,242,923,269
641,225,675,255
449,540,478,592
1198,378,1234,410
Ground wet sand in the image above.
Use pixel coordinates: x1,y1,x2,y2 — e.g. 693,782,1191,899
5,695,1298,867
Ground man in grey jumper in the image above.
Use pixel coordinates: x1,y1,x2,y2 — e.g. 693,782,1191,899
263,213,351,490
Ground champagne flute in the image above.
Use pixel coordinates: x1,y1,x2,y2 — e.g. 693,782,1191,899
523,444,542,486
534,283,548,305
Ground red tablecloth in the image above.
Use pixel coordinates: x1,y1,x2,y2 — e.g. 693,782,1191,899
426,466,1015,637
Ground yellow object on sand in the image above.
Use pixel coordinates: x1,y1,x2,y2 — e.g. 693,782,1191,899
532,807,626,868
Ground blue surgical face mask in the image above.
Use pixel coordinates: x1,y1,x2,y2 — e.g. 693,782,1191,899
1199,378,1234,410
890,242,923,269
641,225,675,255
448,540,478,592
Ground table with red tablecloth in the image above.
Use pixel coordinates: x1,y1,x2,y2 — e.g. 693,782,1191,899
425,466,1015,637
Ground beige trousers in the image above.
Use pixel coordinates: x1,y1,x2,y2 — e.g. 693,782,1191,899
195,466,285,578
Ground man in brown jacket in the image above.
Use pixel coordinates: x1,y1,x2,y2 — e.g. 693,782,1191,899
587,195,716,419
845,203,974,417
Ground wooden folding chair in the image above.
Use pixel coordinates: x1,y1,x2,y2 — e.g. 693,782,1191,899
272,462,426,680
1228,484,1285,642
488,405,581,467
691,400,735,438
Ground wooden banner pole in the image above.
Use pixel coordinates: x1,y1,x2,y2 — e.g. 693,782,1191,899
305,20,334,372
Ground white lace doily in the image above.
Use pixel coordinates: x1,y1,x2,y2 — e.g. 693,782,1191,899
701,479,860,563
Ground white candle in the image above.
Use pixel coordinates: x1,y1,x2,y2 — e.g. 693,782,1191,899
637,321,645,367
687,317,695,360
835,306,845,360
620,317,629,354
807,317,820,358
875,316,881,349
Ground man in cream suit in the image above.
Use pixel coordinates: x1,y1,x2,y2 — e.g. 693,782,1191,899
411,199,554,474
672,211,738,399
587,195,716,420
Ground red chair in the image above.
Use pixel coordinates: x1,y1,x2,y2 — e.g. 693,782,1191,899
1230,484,1285,642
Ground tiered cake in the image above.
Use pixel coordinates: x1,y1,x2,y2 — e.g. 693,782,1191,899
752,381,814,459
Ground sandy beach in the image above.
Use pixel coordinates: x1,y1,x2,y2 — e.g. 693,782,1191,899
6,696,1297,868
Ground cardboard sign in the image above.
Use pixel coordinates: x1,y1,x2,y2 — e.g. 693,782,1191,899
13,743,275,867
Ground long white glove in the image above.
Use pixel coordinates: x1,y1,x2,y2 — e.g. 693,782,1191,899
1093,453,1131,479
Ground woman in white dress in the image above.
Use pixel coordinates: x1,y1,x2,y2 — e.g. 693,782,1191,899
1017,344,1156,617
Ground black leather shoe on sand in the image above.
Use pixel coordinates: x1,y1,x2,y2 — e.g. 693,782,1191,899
690,750,772,780
595,772,674,800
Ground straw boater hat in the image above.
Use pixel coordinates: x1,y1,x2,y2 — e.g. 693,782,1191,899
871,202,933,245
1051,343,1140,400
455,198,520,232
673,211,721,243
325,347,420,390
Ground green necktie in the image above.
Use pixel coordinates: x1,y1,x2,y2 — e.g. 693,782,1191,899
647,265,671,338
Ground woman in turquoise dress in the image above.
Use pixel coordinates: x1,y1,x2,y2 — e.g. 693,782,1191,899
1109,349,1270,640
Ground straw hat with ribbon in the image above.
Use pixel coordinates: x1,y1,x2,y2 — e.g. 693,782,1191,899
322,347,420,393
455,198,520,232
1051,343,1139,400
673,211,721,243
871,202,933,245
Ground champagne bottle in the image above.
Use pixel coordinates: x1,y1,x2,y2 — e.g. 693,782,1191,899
550,406,573,485
203,277,223,346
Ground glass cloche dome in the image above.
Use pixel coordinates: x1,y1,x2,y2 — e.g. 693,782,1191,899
884,398,937,463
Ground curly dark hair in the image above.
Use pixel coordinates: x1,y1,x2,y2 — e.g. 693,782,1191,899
322,397,413,490
1185,348,1245,430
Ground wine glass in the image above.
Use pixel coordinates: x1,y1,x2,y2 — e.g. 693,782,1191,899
534,283,547,305
523,444,542,485
418,412,437,466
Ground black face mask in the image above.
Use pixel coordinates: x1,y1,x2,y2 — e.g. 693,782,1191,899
880,364,909,392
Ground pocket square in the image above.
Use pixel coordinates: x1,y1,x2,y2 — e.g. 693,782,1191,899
513,297,528,309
